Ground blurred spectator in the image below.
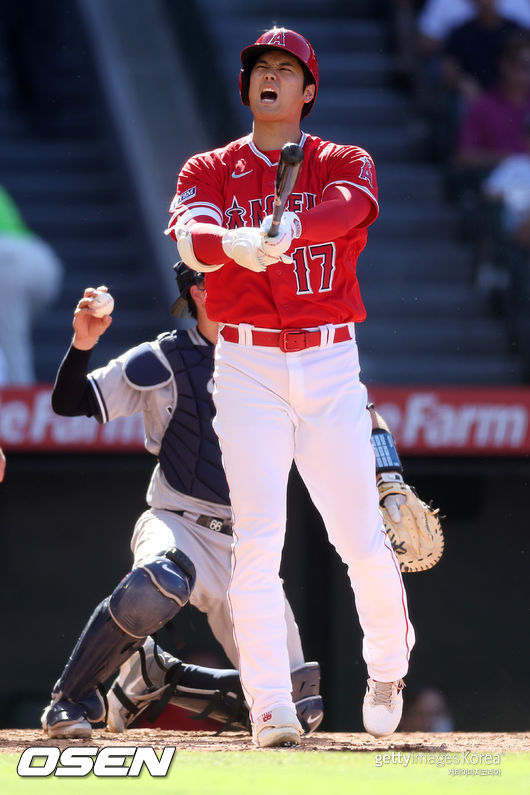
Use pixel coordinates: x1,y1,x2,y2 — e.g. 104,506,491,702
441,0,525,104
447,35,530,371
483,115,530,248
0,445,5,482
478,117,530,361
415,0,530,159
455,32,530,172
399,685,454,732
448,31,530,215
0,187,63,384
417,0,530,55
432,1,526,162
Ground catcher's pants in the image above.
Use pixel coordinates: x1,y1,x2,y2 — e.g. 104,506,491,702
130,508,305,670
213,331,414,720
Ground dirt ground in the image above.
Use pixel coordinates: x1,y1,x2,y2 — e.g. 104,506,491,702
1,729,529,754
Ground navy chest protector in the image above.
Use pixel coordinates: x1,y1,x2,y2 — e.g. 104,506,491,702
158,332,229,505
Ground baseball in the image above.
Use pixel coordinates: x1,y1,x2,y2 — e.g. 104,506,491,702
90,290,114,317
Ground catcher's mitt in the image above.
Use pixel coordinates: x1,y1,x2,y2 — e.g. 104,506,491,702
378,476,444,573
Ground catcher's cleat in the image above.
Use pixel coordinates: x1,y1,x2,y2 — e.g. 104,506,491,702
41,690,106,739
289,661,323,733
362,678,404,738
295,695,324,733
252,706,302,748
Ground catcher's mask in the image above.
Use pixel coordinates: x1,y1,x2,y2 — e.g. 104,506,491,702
171,261,204,318
239,27,319,118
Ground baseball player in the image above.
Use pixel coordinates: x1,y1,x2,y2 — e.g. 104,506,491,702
40,267,323,739
167,27,415,748
108,398,442,733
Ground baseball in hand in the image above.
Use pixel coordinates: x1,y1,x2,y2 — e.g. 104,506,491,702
90,290,114,317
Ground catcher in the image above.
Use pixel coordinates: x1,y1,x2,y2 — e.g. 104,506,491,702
40,265,323,740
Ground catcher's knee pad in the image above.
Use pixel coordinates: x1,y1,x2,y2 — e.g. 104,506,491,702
109,548,196,638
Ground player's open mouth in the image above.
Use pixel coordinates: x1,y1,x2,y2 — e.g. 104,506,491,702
260,88,277,103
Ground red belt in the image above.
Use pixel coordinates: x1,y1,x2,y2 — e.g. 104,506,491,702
219,325,353,353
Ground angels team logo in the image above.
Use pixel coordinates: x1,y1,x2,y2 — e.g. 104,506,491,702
225,196,247,228
358,156,374,188
268,30,286,48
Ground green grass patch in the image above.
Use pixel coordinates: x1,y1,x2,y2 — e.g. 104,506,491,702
1,749,528,794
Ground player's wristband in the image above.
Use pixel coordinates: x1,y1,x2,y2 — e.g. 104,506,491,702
371,428,402,474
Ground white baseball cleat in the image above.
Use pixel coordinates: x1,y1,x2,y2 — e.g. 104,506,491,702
252,706,303,748
362,678,405,738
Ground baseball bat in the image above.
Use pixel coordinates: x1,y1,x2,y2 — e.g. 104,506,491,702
267,142,304,238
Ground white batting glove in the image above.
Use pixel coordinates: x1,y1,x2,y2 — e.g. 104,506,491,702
260,211,301,257
377,472,407,524
222,228,279,272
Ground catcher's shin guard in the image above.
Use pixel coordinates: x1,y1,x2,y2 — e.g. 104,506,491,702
51,598,145,707
49,549,195,709
42,596,143,737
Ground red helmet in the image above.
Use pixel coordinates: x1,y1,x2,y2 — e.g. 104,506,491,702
239,28,319,118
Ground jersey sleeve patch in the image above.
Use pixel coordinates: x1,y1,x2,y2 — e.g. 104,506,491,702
170,186,197,211
123,343,173,390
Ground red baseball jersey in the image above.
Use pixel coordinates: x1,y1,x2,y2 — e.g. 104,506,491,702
170,132,379,328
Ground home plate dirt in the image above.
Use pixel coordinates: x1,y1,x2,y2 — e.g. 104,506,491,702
0,729,528,753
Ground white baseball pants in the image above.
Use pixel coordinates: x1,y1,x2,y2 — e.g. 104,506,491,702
213,331,414,720
130,508,305,671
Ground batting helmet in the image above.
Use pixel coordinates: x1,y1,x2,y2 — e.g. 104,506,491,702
239,28,319,118
170,261,203,317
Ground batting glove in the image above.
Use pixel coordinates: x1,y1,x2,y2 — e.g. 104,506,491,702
222,228,282,272
260,211,301,257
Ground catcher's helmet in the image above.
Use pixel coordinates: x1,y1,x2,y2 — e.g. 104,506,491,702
170,260,203,317
239,28,319,118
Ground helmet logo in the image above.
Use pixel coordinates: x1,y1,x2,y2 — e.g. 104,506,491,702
268,29,286,48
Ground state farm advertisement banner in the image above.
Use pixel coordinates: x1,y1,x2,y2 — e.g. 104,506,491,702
0,386,145,452
0,385,530,455
368,386,530,455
